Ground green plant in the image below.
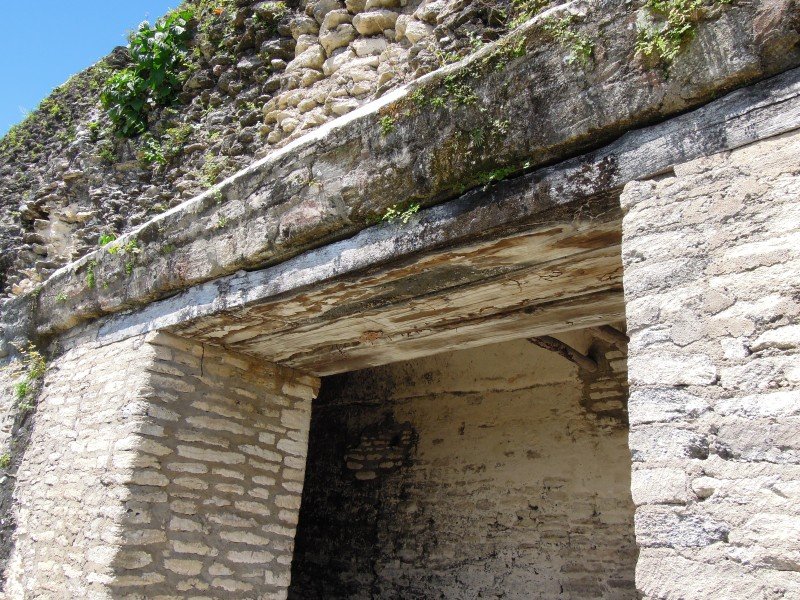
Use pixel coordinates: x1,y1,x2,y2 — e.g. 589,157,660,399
11,343,46,412
382,202,420,224
88,121,102,142
509,0,550,28
101,8,194,136
435,49,462,66
0,453,10,469
125,260,136,276
493,119,510,135
86,259,98,289
254,1,288,33
215,215,229,229
379,115,395,136
442,74,478,106
542,15,594,66
163,124,194,159
97,143,116,163
200,155,225,187
139,133,166,165
14,381,29,402
410,88,427,107
98,233,118,246
478,160,532,188
107,238,140,256
636,0,730,64
56,292,68,303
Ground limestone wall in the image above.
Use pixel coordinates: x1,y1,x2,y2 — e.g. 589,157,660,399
621,129,800,598
1,332,319,598
290,333,637,598
2,334,156,598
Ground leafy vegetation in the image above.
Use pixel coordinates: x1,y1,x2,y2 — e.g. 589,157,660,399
139,134,167,165
107,238,140,256
636,0,731,65
200,155,226,187
98,233,118,247
379,115,396,136
0,453,10,469
478,159,532,188
509,0,551,28
11,344,46,414
254,1,288,35
101,9,194,137
85,259,98,289
382,202,421,224
542,15,594,66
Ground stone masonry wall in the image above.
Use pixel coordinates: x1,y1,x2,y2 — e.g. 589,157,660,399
2,334,156,598
290,332,637,598
1,331,319,598
621,128,800,598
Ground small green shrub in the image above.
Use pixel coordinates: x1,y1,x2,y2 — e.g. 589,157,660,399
86,259,98,289
636,0,731,64
0,453,10,469
509,0,550,28
200,156,225,187
14,381,29,402
542,15,594,66
88,121,102,142
101,9,194,137
382,203,420,224
139,134,166,165
98,233,118,246
379,115,395,136
11,343,46,413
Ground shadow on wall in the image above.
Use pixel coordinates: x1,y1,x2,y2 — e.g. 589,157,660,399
289,332,637,599
0,384,38,589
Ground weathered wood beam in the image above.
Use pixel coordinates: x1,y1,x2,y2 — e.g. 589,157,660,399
273,288,625,375
590,324,629,347
527,336,598,372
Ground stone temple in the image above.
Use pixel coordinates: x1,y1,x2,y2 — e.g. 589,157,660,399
0,0,799,597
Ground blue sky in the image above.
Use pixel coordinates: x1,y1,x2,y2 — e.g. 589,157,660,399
1,1,179,136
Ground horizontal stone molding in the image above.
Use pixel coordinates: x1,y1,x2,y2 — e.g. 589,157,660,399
52,66,800,356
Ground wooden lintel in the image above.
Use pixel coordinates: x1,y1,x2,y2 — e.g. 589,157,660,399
590,325,629,346
527,336,598,372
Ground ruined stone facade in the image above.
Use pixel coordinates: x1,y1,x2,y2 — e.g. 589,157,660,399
1,0,800,598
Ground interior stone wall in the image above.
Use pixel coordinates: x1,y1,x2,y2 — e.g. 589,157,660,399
1,331,319,599
290,332,636,599
621,129,800,598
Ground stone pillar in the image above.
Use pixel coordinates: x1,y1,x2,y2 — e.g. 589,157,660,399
621,130,800,598
3,331,319,599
